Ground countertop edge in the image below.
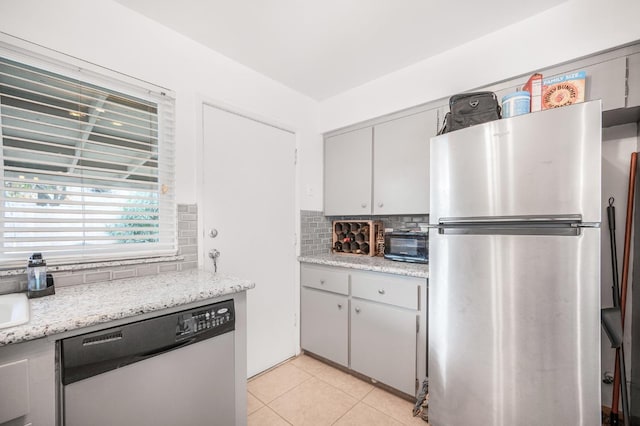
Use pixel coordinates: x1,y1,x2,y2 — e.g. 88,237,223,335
0,269,255,347
299,255,429,278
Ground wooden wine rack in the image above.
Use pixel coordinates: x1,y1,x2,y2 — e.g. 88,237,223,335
332,220,384,257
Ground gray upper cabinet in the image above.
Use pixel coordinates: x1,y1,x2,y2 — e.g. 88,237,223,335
583,57,627,111
546,57,627,111
324,127,372,216
373,110,434,215
628,53,640,108
494,57,627,112
324,109,437,216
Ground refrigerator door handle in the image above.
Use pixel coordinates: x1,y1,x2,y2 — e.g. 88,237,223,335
435,226,582,236
430,216,599,236
436,215,582,226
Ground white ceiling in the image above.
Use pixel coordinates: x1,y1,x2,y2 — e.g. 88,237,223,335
115,0,566,101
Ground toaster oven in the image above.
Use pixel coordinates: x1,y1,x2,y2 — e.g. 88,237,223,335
384,231,428,263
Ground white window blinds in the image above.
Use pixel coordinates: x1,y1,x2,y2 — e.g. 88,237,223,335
0,55,176,265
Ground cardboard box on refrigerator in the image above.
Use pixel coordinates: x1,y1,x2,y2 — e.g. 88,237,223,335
521,73,543,112
541,71,586,109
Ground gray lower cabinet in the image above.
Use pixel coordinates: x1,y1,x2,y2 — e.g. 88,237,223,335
350,298,417,395
0,339,55,426
300,263,426,396
300,287,349,367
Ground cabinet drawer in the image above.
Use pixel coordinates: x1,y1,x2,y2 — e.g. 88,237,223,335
351,270,420,310
301,264,349,295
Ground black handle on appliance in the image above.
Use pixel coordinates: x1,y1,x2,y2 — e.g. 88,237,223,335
608,197,616,231
135,338,196,360
607,197,620,308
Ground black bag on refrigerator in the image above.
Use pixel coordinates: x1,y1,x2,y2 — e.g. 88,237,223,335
438,91,501,134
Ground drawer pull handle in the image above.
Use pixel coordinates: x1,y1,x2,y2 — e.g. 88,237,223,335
337,304,342,309
320,280,325,285
378,289,385,295
355,307,361,314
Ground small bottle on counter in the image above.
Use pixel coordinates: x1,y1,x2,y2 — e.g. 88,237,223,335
27,253,55,298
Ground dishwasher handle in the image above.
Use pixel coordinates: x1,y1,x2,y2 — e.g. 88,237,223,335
134,338,196,361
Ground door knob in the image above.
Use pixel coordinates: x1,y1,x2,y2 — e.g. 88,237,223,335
208,229,218,238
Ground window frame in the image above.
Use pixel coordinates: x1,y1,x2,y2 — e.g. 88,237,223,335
0,42,177,269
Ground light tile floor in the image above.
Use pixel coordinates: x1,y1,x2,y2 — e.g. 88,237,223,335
247,354,428,426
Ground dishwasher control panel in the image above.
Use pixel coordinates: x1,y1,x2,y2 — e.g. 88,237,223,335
175,299,235,339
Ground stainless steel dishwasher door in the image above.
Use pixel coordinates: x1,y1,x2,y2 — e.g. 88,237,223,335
61,299,237,426
64,331,235,426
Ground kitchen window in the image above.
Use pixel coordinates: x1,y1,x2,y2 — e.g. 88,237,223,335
0,54,176,267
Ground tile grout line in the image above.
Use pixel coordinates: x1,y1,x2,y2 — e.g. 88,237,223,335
263,373,317,420
296,358,369,426
248,362,313,405
249,356,423,425
266,405,294,426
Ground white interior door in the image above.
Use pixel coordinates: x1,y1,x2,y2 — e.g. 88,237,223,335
202,104,297,377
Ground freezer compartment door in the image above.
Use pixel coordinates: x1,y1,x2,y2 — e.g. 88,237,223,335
428,229,600,426
429,101,601,224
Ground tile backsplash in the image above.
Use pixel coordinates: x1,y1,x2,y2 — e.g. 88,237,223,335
300,210,428,256
0,204,199,294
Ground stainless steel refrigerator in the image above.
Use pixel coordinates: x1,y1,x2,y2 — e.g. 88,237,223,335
428,100,602,425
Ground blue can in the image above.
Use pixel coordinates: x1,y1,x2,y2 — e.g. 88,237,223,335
502,91,531,118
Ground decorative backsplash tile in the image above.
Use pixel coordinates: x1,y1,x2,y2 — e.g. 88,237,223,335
300,210,429,256
300,210,333,256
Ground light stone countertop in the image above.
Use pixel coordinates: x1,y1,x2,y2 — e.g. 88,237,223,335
299,254,429,278
0,269,254,346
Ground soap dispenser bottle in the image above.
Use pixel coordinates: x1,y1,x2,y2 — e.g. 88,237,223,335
27,253,54,298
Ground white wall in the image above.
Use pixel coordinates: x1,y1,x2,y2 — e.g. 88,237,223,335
302,0,640,214
0,0,320,209
318,0,640,133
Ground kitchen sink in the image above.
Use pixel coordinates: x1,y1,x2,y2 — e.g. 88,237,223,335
0,293,29,330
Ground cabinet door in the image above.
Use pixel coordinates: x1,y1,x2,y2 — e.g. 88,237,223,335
0,359,29,424
436,105,448,134
324,127,372,216
628,53,640,108
300,287,349,367
351,298,417,395
544,57,626,111
0,339,55,426
373,111,433,215
583,56,627,111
